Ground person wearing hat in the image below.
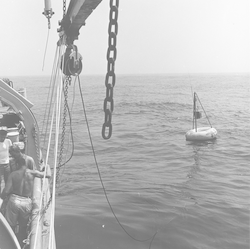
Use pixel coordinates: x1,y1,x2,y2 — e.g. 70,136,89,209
0,126,12,193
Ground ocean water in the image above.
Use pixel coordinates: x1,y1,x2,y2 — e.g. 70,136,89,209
11,73,250,249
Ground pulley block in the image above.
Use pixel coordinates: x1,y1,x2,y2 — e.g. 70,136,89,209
61,46,83,76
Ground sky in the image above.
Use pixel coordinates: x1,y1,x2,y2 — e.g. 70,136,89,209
0,0,249,76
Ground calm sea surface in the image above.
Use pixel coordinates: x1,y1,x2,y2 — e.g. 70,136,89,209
11,74,250,249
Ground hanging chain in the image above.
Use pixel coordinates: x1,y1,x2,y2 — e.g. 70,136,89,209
102,0,119,140
42,76,71,216
63,0,66,16
56,76,70,184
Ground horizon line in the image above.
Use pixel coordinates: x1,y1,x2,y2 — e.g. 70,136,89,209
1,72,250,78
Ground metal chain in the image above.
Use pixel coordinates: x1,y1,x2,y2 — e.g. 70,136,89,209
63,0,66,16
41,194,52,217
48,19,51,29
102,0,119,140
56,76,70,184
42,76,71,216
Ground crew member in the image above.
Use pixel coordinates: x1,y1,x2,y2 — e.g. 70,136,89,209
1,151,51,247
0,126,12,193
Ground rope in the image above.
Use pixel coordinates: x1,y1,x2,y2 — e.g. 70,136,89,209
31,40,67,249
42,28,50,71
33,43,64,249
41,45,59,148
194,93,213,127
77,75,157,243
48,54,65,249
37,31,158,248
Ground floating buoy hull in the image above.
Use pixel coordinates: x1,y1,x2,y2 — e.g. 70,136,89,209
185,127,217,141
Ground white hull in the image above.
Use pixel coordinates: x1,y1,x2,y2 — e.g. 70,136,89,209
0,79,55,249
186,127,217,141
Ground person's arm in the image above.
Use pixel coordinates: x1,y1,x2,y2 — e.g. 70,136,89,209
27,165,51,179
1,175,13,199
27,156,35,170
41,164,52,178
